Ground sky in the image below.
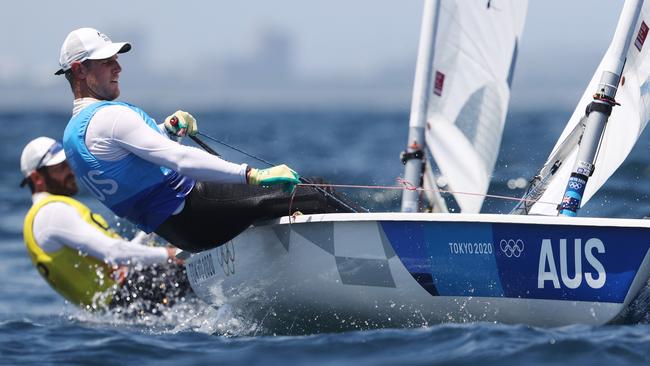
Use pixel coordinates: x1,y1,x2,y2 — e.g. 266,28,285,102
0,1,625,112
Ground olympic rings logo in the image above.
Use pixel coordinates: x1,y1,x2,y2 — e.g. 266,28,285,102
499,239,524,258
217,241,236,276
568,181,583,190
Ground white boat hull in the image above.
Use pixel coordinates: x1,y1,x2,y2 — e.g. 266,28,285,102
186,213,650,334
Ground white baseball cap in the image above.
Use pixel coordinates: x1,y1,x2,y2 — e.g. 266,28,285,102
20,137,66,187
55,27,131,75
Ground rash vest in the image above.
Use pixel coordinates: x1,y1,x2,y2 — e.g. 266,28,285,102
63,101,195,232
23,195,119,309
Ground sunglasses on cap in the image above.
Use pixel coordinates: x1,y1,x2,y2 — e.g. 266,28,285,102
20,141,64,188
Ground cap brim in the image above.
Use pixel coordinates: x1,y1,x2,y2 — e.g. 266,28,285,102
43,149,66,167
19,149,65,187
56,42,131,75
88,42,131,60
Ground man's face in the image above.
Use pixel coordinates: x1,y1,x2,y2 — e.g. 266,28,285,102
83,55,122,101
41,161,78,196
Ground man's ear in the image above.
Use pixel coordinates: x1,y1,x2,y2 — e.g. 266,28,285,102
29,170,47,192
70,61,86,80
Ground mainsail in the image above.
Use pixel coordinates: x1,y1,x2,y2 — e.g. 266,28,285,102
522,2,650,216
403,0,527,214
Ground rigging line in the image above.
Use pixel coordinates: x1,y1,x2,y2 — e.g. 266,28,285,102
194,133,553,208
197,131,275,167
195,133,554,207
190,135,221,157
297,182,559,207
192,132,362,213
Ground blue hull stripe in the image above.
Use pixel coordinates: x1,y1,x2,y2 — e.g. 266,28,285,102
380,221,650,303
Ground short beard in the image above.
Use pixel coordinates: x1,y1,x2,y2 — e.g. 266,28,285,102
42,171,78,196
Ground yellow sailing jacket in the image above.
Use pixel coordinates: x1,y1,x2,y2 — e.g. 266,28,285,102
23,195,120,309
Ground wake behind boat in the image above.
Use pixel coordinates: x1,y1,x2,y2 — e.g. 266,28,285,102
186,0,650,333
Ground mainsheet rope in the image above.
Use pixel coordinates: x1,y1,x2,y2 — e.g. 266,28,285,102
193,132,556,216
287,178,557,223
295,179,558,206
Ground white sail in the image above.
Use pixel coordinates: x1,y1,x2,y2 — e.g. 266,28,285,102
528,2,650,215
424,1,527,213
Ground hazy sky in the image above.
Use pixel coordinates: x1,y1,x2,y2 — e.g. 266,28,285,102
1,1,626,111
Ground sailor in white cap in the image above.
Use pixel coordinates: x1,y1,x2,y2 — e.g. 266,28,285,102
57,28,354,253
20,137,71,192
21,136,189,312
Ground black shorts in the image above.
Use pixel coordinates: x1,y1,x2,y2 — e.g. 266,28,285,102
155,181,359,252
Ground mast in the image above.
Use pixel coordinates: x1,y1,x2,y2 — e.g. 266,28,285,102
558,0,644,216
401,0,442,213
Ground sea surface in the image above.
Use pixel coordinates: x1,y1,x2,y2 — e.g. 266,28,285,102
2,109,650,365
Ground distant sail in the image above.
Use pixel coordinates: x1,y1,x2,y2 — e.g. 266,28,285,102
425,1,527,213
527,3,650,215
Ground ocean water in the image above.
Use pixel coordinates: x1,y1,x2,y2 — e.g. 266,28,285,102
2,109,650,365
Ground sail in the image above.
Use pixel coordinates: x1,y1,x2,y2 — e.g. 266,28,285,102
424,1,527,213
527,2,650,216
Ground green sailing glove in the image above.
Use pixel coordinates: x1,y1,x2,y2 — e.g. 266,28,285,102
248,164,300,193
164,110,198,138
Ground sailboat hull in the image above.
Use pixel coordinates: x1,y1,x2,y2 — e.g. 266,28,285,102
186,213,650,333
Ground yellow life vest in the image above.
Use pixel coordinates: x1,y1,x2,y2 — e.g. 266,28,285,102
23,195,121,309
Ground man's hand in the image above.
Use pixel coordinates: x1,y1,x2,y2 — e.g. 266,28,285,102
248,164,300,193
167,247,184,265
164,110,198,138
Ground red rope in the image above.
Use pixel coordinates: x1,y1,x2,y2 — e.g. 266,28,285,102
396,177,418,191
